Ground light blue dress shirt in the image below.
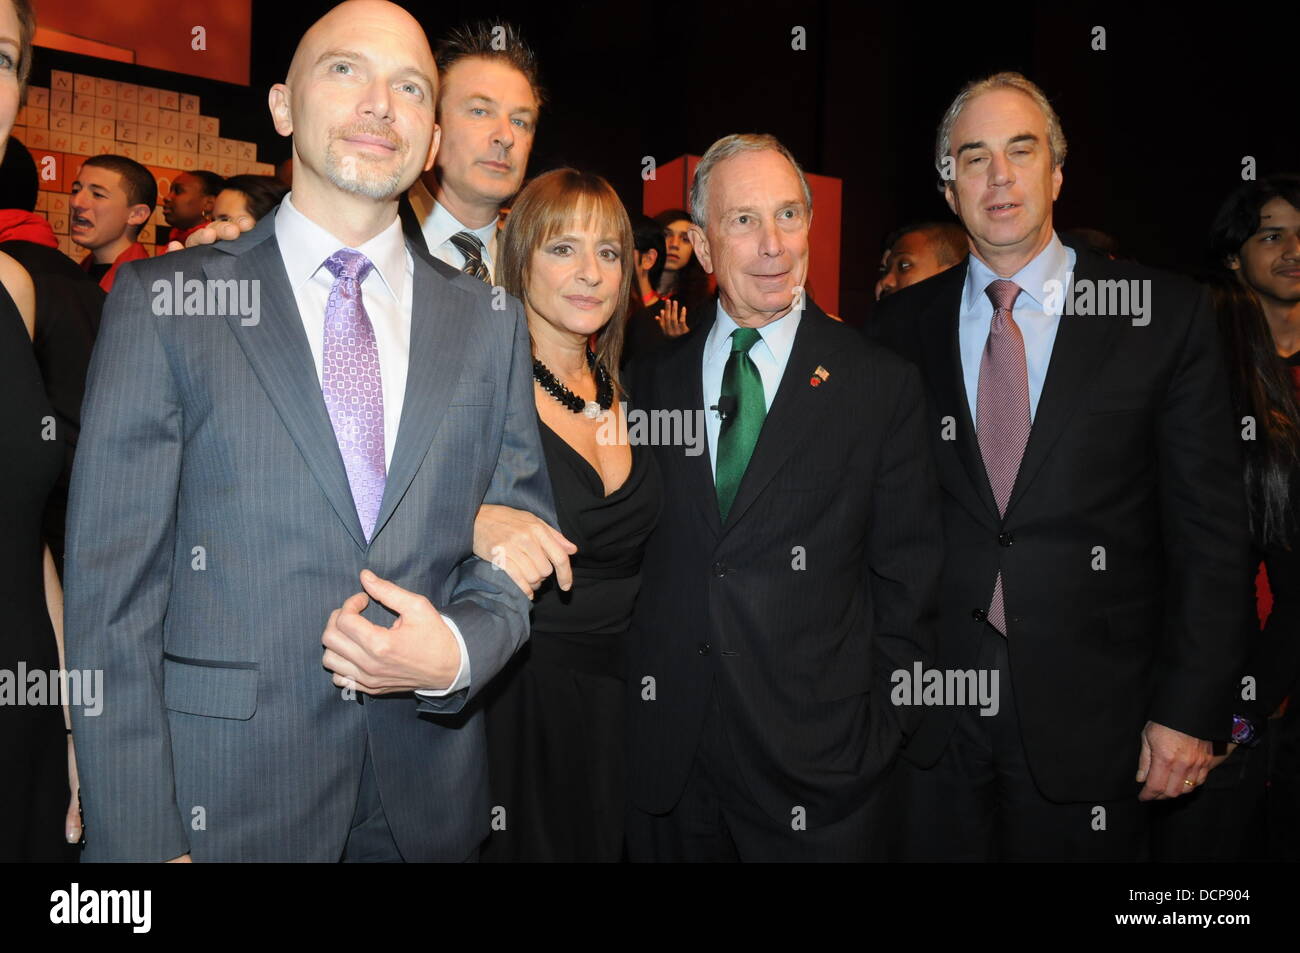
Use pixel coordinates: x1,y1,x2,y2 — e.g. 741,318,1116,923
702,300,803,477
959,233,1076,423
407,176,498,281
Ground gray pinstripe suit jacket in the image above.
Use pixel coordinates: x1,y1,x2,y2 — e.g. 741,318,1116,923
64,209,554,862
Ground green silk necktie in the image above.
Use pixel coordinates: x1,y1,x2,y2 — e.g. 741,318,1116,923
715,327,766,522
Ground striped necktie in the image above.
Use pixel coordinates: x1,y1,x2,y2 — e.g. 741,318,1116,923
448,230,491,283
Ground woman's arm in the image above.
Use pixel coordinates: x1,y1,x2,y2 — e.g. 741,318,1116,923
45,543,82,844
473,503,577,599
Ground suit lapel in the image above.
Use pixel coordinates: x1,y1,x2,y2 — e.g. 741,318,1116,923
661,312,721,538
720,301,833,535
369,249,474,540
210,229,368,550
1003,249,1123,516
921,265,1000,522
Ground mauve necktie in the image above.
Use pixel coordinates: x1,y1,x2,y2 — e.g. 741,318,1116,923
322,248,386,542
448,230,491,283
976,279,1029,634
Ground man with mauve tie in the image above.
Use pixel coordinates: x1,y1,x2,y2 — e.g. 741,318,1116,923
872,72,1251,861
66,0,552,862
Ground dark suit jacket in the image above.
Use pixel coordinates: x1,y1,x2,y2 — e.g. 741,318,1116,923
626,298,942,827
870,240,1252,802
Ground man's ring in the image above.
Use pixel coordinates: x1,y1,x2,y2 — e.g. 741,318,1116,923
1183,779,1195,787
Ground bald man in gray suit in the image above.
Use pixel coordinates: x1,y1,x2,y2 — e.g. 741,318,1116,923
64,0,552,862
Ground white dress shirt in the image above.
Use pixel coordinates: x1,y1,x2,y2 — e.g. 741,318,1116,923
274,193,469,696
407,176,499,282
959,232,1077,422
702,299,804,477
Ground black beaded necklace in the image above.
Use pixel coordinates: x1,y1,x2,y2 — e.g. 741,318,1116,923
533,348,613,419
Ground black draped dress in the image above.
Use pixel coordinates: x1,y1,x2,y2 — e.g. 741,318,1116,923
0,281,69,861
482,416,661,862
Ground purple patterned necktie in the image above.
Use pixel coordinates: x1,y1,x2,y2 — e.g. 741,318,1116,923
322,248,385,542
976,279,1028,634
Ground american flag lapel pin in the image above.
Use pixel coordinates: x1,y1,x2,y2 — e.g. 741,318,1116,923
810,365,829,387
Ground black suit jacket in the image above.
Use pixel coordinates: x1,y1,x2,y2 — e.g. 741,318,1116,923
627,299,943,827
870,240,1253,802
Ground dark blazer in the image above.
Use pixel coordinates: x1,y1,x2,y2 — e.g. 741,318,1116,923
626,298,942,827
65,210,554,861
870,239,1253,802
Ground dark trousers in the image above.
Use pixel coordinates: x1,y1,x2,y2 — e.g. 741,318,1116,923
340,740,405,863
626,690,882,862
1149,741,1267,861
1151,699,1300,862
339,739,480,863
891,624,1149,861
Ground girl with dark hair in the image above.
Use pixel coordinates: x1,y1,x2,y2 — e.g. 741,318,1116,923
1154,173,1300,861
212,174,290,225
622,213,689,368
653,207,711,327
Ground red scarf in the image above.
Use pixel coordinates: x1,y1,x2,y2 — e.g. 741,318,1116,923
166,222,208,247
0,209,58,248
82,241,150,292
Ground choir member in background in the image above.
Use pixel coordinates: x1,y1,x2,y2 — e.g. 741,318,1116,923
1152,173,1300,861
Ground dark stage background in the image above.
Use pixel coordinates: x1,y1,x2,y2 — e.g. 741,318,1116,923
26,3,1295,323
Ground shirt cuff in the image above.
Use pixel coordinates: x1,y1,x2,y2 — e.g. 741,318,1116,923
414,615,470,697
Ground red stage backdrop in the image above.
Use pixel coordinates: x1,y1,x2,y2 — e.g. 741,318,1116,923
32,0,252,86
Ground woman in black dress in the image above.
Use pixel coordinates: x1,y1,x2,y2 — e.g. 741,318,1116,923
0,252,76,861
0,0,82,861
474,169,662,861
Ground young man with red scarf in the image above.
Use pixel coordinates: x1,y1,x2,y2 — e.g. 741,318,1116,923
69,154,156,292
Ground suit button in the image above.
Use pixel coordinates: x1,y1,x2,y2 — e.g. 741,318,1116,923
697,642,712,656
712,561,727,578
972,608,987,622
998,532,1014,547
